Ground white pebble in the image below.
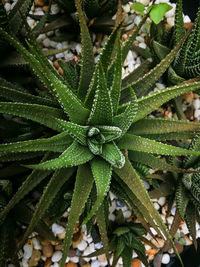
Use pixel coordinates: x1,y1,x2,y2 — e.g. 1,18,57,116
118,257,123,264
10,2,16,9
139,0,150,6
150,227,157,236
156,83,165,90
69,256,79,263
136,57,141,64
171,206,176,216
184,15,191,23
75,43,82,54
165,4,175,18
34,10,44,15
125,22,135,31
123,4,130,13
167,216,174,225
167,17,175,27
55,53,64,59
142,180,150,190
136,36,145,43
134,16,142,26
52,223,65,235
123,210,132,219
43,38,51,48
128,62,135,73
51,4,60,14
4,3,11,12
197,229,200,238
193,99,200,109
158,197,166,206
139,42,147,49
94,242,103,250
52,251,62,262
22,258,29,267
108,213,116,221
162,253,170,264
77,239,88,251
36,34,46,42
32,237,42,250
27,18,35,28
23,244,33,260
154,202,160,210
56,43,63,50
91,260,101,267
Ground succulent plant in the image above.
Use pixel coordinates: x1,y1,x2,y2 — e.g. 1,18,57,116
1,0,200,265
150,0,200,84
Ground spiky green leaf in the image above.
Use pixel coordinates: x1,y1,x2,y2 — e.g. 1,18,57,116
101,142,125,168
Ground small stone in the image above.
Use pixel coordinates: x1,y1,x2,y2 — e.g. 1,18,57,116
4,3,11,12
91,260,101,267
139,0,150,6
161,253,170,264
43,38,51,48
150,227,157,236
153,202,160,210
23,244,33,260
28,250,41,266
34,0,45,6
55,244,64,251
22,258,29,267
97,254,107,265
116,200,125,208
69,256,79,263
108,213,116,221
51,4,60,14
58,67,64,76
134,16,142,26
146,249,158,256
123,210,132,219
32,237,42,250
132,258,142,267
184,15,191,23
158,197,166,206
193,99,200,110
184,236,192,245
81,264,91,267
123,4,130,13
44,258,53,267
65,263,78,267
52,223,65,236
167,17,175,27
42,244,53,258
167,216,174,225
76,239,88,251
139,43,147,49
151,238,164,248
171,206,176,216
52,251,62,262
34,10,44,15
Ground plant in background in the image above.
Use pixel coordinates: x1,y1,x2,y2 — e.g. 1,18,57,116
1,0,200,265
131,1,172,25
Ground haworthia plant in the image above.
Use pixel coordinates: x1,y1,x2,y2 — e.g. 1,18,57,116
1,0,200,265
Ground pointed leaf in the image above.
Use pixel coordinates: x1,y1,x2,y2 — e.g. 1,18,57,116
0,102,65,132
129,117,200,140
101,142,125,168
60,164,94,266
0,133,72,155
113,88,138,136
134,80,200,122
54,119,89,145
174,0,185,44
88,63,113,125
74,0,95,100
82,158,112,224
19,167,75,249
110,34,122,115
114,156,183,265
118,133,200,156
26,141,94,170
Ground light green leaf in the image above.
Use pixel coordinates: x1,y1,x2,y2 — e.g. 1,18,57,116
131,2,145,15
60,164,94,267
150,3,172,24
26,141,94,170
82,158,112,224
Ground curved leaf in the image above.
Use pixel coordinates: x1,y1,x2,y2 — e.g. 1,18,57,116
101,142,125,168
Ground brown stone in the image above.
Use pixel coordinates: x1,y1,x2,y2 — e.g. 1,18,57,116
42,244,54,258
55,244,64,251
44,258,52,267
58,67,64,76
132,258,141,267
65,263,78,267
40,239,50,246
34,0,45,6
28,250,41,266
80,264,91,267
53,60,60,69
42,5,49,12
